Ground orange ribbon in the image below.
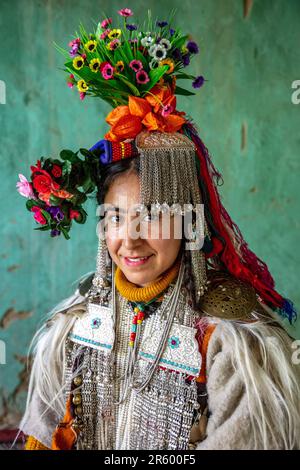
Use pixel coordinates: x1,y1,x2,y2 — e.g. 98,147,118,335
104,84,186,142
51,395,78,450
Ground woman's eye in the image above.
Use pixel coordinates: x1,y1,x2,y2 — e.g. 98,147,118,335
142,212,159,222
108,214,121,224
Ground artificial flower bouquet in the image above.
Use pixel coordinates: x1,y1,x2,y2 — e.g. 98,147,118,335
58,8,205,141
16,148,99,239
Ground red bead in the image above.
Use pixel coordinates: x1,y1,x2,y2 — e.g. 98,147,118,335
130,332,136,340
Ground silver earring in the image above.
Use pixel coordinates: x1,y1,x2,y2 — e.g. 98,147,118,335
187,221,207,305
88,237,112,305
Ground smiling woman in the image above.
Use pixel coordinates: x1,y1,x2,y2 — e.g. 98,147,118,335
102,169,182,287
17,8,300,451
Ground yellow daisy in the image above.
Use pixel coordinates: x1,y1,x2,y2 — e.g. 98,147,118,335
89,58,101,73
108,29,122,40
84,40,97,53
115,60,124,73
159,58,175,74
77,79,88,93
73,56,84,70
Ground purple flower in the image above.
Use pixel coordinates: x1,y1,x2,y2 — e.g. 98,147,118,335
192,75,205,89
69,44,79,58
182,53,190,67
51,229,61,237
126,24,137,31
187,41,199,54
169,28,175,36
157,21,168,27
46,206,64,222
172,48,182,61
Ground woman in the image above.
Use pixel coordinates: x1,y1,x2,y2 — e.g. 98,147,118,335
17,10,300,450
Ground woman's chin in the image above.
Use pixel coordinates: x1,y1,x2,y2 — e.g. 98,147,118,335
124,271,156,287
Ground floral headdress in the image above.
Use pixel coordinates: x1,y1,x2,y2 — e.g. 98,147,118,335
17,8,205,239
16,8,297,323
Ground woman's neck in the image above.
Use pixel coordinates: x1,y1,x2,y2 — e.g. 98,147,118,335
114,255,181,303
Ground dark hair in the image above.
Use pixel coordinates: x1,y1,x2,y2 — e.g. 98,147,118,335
95,155,202,314
96,157,140,206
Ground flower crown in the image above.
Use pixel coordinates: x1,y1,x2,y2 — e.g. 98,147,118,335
17,8,205,238
57,7,205,141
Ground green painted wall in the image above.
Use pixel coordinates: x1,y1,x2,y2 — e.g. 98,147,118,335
0,0,299,426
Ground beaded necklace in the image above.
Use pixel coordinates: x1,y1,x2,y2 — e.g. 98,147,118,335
114,258,181,348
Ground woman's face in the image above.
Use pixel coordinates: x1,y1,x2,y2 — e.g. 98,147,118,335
103,171,182,287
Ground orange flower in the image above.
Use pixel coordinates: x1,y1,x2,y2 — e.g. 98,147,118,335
128,96,151,118
105,114,143,141
106,105,130,127
104,84,186,142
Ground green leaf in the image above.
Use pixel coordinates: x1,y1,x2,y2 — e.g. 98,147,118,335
135,50,148,70
175,86,196,96
171,35,188,50
60,149,78,163
117,75,140,96
49,194,63,205
26,199,39,211
59,225,71,240
174,73,196,80
40,209,52,224
122,40,134,62
73,208,87,224
34,226,51,232
142,66,169,94
79,148,93,158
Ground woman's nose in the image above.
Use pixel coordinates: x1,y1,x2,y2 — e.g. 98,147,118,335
122,217,143,248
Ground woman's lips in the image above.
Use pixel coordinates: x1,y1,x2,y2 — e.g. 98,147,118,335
123,255,153,267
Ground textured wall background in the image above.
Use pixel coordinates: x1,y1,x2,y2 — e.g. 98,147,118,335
0,0,299,432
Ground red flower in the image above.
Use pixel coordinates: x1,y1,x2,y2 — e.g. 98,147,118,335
51,164,62,178
69,209,80,220
30,160,42,174
32,172,60,194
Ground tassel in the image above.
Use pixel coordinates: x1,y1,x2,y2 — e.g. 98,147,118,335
182,120,298,319
51,395,78,450
279,298,297,324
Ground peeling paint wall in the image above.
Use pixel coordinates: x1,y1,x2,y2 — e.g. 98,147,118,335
0,0,299,431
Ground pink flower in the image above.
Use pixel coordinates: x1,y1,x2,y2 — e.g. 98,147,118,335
129,60,143,72
68,37,81,48
100,29,111,40
118,8,133,17
101,18,112,29
100,62,114,80
108,39,121,50
16,174,36,199
67,73,75,88
31,206,47,225
136,70,150,85
79,92,86,100
161,104,174,117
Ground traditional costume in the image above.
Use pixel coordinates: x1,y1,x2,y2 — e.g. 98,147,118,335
16,8,300,450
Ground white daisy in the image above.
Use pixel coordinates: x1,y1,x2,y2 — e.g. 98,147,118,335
159,38,171,50
149,44,167,61
141,36,154,47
